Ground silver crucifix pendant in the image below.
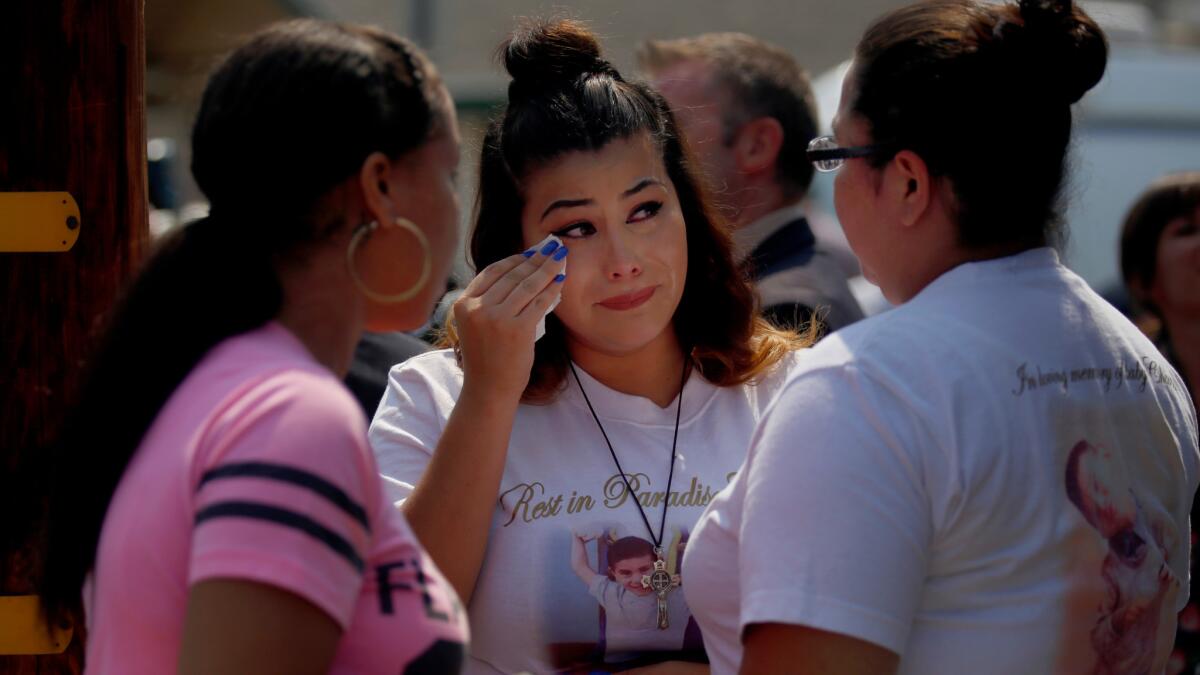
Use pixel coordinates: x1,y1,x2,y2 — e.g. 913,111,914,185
641,548,682,630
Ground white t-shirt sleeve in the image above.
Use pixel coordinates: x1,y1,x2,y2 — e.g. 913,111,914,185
737,363,934,655
368,354,456,505
588,574,615,606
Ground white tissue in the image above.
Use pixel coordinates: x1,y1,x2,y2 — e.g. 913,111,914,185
533,234,565,342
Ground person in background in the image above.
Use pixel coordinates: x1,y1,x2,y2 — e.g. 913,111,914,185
345,330,431,417
639,33,864,335
347,279,465,418
680,1,1199,673
1120,171,1200,675
40,19,468,674
369,18,808,674
1121,172,1200,403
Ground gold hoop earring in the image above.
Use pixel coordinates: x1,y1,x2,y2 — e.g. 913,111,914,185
347,217,432,304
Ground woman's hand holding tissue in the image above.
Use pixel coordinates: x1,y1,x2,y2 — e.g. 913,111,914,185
450,234,567,398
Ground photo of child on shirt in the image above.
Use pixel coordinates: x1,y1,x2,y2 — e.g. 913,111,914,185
572,534,665,630
568,526,697,661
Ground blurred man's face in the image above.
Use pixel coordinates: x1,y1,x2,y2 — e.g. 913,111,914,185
650,59,742,200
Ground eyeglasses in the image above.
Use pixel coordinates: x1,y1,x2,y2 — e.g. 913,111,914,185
806,135,895,173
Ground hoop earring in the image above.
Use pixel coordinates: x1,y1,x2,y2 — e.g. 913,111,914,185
347,217,432,304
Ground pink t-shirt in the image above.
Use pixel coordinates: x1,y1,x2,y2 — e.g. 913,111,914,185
84,322,468,674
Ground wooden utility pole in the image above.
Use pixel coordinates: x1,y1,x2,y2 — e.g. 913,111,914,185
1,1,148,672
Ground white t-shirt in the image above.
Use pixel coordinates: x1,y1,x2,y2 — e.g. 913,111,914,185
370,349,800,673
683,248,1200,675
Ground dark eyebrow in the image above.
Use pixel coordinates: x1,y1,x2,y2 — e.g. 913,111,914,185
538,178,666,222
540,197,594,222
624,177,666,198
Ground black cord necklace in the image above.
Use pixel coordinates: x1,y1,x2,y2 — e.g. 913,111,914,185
568,357,688,630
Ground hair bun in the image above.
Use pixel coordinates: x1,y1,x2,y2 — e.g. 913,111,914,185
500,18,618,95
1016,0,1108,104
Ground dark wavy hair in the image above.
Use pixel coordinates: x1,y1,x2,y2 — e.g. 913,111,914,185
39,19,447,625
852,0,1108,251
1120,172,1200,320
443,18,805,403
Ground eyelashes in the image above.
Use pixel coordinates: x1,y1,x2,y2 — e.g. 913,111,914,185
633,201,663,221
551,222,595,239
550,201,664,239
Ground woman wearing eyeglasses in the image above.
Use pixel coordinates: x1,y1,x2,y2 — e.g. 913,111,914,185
681,1,1200,674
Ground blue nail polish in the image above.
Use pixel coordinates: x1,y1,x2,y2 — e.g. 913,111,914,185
552,246,569,261
553,273,566,283
522,248,536,258
540,240,560,255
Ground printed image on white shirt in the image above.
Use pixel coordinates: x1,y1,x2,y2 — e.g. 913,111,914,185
548,524,701,671
370,349,801,674
1051,395,1190,674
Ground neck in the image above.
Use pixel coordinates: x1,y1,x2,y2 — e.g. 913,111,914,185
1164,312,1200,403
730,180,791,230
567,329,688,408
275,254,365,376
892,229,1039,303
885,245,965,305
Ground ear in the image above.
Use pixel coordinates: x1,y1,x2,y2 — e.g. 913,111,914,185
887,150,932,229
732,117,784,175
358,151,396,226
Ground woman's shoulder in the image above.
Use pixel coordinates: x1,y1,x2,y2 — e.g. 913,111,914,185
376,348,463,421
733,322,896,408
388,348,463,384
214,362,368,441
708,348,811,416
190,363,376,499
756,344,825,385
185,326,360,424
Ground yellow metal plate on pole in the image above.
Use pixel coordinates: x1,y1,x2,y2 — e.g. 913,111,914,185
0,192,81,252
0,595,73,654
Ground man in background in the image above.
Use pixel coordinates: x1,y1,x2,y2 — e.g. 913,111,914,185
640,33,864,334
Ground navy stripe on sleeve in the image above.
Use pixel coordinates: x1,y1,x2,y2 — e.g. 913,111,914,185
195,500,366,572
199,461,369,530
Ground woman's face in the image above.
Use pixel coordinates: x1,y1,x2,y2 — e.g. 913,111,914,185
830,64,890,295
610,554,655,596
1151,204,1200,319
363,94,461,331
520,134,688,358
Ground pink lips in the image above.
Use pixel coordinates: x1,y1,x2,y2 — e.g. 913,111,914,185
598,286,656,311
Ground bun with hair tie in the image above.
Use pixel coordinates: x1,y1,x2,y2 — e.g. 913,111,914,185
501,18,621,102
1011,0,1108,104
